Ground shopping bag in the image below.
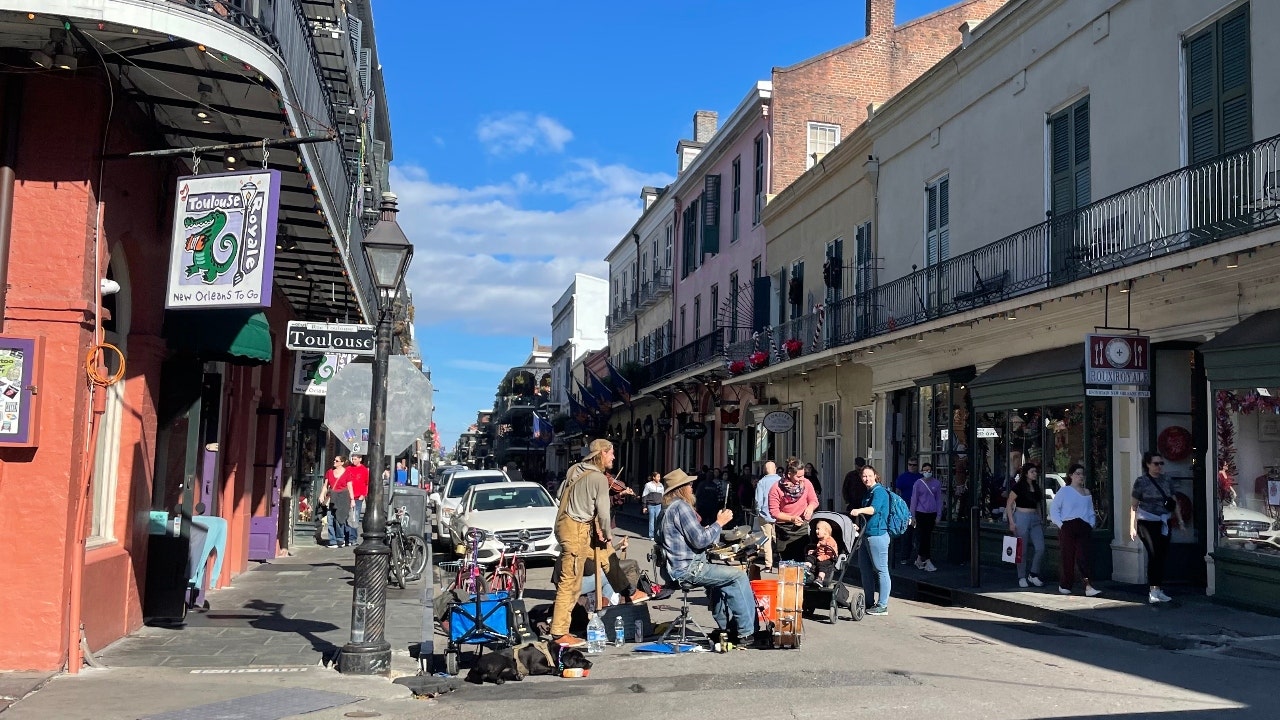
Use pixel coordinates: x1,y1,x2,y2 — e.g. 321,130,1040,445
1001,535,1023,564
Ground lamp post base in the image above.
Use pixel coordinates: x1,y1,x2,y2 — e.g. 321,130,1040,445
337,641,392,675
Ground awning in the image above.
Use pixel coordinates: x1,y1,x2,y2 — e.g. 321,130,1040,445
969,345,1083,411
1200,309,1280,386
165,309,274,366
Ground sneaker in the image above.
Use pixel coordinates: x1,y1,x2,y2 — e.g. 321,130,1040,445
1148,592,1163,605
1018,577,1029,588
1058,587,1072,595
1153,589,1172,603
866,604,889,616
924,560,937,572
554,634,588,648
1085,586,1102,597
1028,575,1045,587
914,559,926,570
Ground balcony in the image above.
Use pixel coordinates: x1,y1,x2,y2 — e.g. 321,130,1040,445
607,296,637,332
639,329,724,387
726,312,826,367
637,269,674,309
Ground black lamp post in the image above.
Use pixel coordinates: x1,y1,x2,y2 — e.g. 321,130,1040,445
339,192,413,675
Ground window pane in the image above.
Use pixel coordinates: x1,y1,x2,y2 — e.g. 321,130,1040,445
1214,389,1280,558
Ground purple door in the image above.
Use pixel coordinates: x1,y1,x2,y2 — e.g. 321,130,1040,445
248,409,284,561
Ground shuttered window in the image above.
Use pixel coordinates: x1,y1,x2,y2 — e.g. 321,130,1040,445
1050,97,1091,220
926,176,950,266
1186,5,1251,164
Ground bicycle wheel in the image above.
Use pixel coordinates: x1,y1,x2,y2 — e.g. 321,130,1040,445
406,535,427,577
514,558,527,598
459,568,488,595
388,533,406,589
489,569,517,597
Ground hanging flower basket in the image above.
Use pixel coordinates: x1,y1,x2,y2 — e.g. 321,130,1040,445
748,351,769,369
728,360,747,376
783,338,803,358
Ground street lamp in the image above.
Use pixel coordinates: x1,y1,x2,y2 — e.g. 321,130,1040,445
339,192,413,675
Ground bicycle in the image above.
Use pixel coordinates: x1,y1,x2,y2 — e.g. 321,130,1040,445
387,504,427,589
486,532,528,599
443,528,489,595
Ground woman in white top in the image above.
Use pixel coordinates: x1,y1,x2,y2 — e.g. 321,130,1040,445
641,472,665,540
1049,463,1101,597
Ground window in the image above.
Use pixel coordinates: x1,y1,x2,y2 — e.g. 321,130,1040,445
1050,97,1091,219
817,400,841,510
751,256,762,280
1186,5,1251,163
651,239,659,277
789,260,805,320
731,156,742,243
640,252,649,287
1213,387,1280,559
709,284,719,331
702,177,721,255
926,176,950,266
728,271,739,342
753,133,765,225
693,294,702,339
664,224,673,270
681,202,697,278
90,256,130,545
806,122,840,169
824,237,844,302
679,305,686,346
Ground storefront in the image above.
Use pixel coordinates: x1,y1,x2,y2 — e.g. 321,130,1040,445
1202,309,1280,613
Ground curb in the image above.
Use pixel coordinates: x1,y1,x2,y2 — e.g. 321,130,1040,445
891,572,1208,652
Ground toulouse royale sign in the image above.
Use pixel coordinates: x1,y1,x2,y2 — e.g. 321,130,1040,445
285,321,375,355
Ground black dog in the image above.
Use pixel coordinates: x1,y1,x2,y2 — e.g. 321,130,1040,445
464,641,592,685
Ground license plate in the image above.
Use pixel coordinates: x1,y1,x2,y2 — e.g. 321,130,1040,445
1240,531,1260,539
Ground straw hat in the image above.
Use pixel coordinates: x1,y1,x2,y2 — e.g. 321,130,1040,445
662,468,695,494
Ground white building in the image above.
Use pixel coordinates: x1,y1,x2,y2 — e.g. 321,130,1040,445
549,274,608,411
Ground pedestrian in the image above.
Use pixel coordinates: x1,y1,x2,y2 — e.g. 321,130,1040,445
347,454,369,529
768,459,819,564
803,462,822,499
319,455,355,548
1129,451,1174,604
1005,462,1046,588
394,459,408,485
893,458,923,564
849,464,892,615
910,462,943,571
1051,463,1101,597
550,438,614,648
754,461,781,571
842,457,867,512
642,471,665,540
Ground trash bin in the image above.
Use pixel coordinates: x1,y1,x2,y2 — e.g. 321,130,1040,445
143,511,193,624
390,485,428,539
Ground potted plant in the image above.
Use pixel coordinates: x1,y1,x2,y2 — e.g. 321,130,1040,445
728,360,747,376
749,351,769,369
783,338,803,358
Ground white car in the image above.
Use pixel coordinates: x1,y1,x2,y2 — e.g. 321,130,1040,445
430,469,508,545
1221,504,1279,545
448,482,560,563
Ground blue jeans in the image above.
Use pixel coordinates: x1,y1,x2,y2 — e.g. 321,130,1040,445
858,533,892,608
647,504,662,538
354,498,365,531
1013,511,1045,579
673,555,758,639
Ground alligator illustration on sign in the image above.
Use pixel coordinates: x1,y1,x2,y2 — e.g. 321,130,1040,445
302,355,336,385
183,209,239,283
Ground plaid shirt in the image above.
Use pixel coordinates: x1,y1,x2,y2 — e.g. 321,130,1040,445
658,498,723,577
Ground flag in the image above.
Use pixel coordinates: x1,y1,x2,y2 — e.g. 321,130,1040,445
531,412,553,446
605,359,634,404
568,388,592,426
587,368,615,411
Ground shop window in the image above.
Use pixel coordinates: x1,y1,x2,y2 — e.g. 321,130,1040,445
89,255,130,545
1213,389,1280,557
918,381,972,522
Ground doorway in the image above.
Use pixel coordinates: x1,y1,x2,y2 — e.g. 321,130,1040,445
249,408,284,561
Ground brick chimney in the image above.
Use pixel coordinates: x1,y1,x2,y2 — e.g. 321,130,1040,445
866,0,895,37
694,110,718,143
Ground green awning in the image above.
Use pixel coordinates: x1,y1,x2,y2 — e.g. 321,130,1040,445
1201,309,1280,386
165,309,274,366
969,345,1083,411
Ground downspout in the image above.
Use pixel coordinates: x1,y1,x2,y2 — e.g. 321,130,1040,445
0,77,23,329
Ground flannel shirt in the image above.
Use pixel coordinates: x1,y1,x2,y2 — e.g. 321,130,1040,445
658,498,723,578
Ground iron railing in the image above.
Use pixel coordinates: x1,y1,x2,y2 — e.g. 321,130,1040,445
640,328,724,386
637,269,674,308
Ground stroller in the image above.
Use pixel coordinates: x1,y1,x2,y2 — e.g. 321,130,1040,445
803,511,865,622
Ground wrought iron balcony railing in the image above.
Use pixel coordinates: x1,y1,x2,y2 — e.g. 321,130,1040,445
637,269,674,308
639,328,724,386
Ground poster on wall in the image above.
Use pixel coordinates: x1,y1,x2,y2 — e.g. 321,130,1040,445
291,352,354,396
0,336,43,447
165,169,280,310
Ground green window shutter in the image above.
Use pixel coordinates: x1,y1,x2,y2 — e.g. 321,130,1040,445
938,177,950,260
1073,99,1091,208
1219,6,1251,153
702,175,721,255
1050,97,1091,217
1187,29,1217,163
926,184,938,266
1186,6,1251,164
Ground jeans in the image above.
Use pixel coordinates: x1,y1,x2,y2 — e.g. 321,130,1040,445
1013,511,1045,579
858,533,892,608
647,504,662,539
674,556,758,639
354,498,365,527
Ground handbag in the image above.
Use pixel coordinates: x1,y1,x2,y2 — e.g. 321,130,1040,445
1001,534,1023,564
1149,476,1178,513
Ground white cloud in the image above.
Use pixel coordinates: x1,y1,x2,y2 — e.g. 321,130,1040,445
477,112,574,155
390,160,672,337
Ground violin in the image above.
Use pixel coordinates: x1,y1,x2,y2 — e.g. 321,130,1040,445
606,467,634,504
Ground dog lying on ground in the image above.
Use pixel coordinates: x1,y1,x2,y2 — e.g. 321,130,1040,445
464,640,593,684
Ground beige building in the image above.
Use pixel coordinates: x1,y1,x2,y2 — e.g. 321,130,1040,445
747,0,1280,610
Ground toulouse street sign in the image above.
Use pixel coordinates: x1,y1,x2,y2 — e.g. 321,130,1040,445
286,321,375,355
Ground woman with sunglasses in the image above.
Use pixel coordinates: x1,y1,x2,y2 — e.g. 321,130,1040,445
1129,451,1174,604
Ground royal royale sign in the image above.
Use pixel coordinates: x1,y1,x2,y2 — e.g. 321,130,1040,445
286,321,375,355
166,169,280,309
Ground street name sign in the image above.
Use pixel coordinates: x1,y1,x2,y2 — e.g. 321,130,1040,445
286,321,375,355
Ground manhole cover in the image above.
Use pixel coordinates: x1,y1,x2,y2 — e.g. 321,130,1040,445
921,635,993,645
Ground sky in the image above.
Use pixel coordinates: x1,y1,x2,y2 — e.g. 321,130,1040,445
371,0,963,451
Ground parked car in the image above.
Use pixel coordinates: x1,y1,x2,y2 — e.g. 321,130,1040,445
448,482,560,563
1221,504,1279,544
430,469,509,546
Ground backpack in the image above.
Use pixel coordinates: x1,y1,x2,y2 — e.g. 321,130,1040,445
885,486,911,537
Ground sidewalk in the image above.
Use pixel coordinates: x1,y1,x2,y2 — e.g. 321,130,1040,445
890,557,1280,661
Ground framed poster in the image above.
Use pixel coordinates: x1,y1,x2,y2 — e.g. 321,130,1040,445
1259,415,1280,442
0,336,44,448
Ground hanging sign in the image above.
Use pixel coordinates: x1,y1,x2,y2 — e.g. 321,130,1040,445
762,410,795,433
286,321,375,355
1084,333,1150,386
292,352,355,396
681,423,708,440
166,169,281,309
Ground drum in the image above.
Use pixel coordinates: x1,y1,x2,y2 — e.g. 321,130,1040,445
773,564,805,648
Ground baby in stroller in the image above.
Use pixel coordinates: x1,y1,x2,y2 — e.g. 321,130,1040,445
805,520,839,584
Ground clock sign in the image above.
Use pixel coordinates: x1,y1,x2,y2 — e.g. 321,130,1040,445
1085,333,1150,386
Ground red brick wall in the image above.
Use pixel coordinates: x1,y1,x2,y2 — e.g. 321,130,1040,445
770,0,1008,193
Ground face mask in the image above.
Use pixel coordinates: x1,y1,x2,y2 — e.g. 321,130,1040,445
922,472,932,479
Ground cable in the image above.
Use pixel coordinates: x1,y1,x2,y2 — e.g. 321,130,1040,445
85,344,126,387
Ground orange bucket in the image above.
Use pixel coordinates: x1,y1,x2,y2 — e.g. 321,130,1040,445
751,579,781,623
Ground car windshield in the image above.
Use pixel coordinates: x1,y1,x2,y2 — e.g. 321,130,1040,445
469,487,553,512
448,475,504,498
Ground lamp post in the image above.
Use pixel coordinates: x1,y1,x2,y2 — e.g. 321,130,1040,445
339,192,413,675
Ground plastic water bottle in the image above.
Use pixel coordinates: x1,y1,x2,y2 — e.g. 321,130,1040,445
586,612,606,654
614,615,625,646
